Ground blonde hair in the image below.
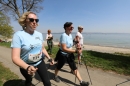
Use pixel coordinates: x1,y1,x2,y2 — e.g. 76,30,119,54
18,11,38,28
78,25,83,29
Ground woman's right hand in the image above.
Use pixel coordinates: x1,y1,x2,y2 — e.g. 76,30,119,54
27,66,38,75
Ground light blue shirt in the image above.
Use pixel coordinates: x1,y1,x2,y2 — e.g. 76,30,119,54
11,30,44,66
60,33,73,54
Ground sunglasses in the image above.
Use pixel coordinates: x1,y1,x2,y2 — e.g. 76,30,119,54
69,27,74,30
28,18,39,23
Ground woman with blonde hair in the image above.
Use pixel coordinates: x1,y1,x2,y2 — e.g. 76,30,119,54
11,11,54,86
46,29,53,55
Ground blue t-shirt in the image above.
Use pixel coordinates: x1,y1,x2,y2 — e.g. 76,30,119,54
60,33,73,54
11,30,44,66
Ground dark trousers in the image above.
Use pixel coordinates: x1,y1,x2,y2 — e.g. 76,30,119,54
55,49,77,71
47,41,53,54
20,61,51,86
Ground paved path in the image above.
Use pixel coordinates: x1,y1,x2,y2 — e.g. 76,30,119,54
0,46,130,86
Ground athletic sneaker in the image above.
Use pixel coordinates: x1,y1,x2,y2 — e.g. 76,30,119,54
80,81,89,86
54,76,60,82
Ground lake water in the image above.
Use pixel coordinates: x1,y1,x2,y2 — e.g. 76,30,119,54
43,33,130,49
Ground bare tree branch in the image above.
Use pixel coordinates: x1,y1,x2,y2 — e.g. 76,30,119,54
27,0,34,11
0,0,44,22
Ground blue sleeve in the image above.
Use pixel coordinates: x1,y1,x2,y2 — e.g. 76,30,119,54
11,33,21,48
60,34,66,44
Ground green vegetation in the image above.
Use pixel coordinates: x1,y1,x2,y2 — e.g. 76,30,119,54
0,62,23,86
0,42,11,48
0,43,130,85
0,12,14,39
82,50,130,75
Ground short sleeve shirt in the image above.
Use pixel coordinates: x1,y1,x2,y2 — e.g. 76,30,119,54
76,32,83,45
46,34,53,40
60,33,73,54
11,30,44,66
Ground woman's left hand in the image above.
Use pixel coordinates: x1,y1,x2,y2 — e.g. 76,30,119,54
50,60,54,65
48,59,54,65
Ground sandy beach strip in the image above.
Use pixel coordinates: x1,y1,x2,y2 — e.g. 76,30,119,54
43,41,130,54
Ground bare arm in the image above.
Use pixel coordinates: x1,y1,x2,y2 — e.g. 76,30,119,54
11,48,29,70
11,48,38,75
62,41,82,54
46,34,49,40
61,43,76,53
42,44,54,64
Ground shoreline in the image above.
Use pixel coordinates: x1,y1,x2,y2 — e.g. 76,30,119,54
83,43,130,49
44,41,130,54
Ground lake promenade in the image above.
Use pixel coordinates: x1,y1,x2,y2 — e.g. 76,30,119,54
0,42,130,86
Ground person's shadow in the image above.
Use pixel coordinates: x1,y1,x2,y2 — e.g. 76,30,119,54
3,63,79,86
3,79,25,86
34,63,79,86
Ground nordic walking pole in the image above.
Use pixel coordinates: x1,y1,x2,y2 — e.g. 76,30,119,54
74,54,79,85
74,40,82,84
116,79,130,86
82,55,93,85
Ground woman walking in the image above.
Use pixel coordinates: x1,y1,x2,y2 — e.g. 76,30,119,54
11,11,54,86
53,22,89,86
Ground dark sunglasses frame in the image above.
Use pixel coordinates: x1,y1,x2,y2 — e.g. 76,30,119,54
28,18,39,23
69,27,74,30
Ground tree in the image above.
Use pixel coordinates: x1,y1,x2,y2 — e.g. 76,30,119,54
0,12,14,39
0,0,44,20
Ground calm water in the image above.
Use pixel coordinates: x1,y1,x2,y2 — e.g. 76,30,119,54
43,33,130,49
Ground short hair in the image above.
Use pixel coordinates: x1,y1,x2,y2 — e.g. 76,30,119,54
18,11,38,28
78,25,83,30
48,29,51,33
63,22,73,30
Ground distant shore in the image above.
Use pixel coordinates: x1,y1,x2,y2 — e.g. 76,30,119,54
44,41,130,54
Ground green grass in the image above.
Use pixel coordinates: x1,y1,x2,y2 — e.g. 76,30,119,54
0,42,11,48
82,50,130,75
0,62,24,86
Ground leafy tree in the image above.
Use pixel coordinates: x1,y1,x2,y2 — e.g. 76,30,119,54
0,12,14,39
0,0,44,20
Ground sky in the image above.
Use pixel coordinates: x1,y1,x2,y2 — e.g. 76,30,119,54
11,0,130,33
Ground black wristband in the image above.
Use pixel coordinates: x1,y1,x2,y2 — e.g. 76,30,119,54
26,66,31,71
48,59,52,62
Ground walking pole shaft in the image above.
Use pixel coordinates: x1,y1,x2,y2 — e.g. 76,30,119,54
82,56,93,85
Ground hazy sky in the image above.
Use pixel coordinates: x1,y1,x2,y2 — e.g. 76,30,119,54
11,0,130,33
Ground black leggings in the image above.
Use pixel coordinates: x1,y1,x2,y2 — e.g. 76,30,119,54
20,61,51,86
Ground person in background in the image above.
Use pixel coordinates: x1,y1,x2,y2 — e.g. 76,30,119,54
46,29,53,55
53,22,89,86
11,11,54,86
74,25,84,64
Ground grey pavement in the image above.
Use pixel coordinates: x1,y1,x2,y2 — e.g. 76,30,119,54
0,46,130,86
